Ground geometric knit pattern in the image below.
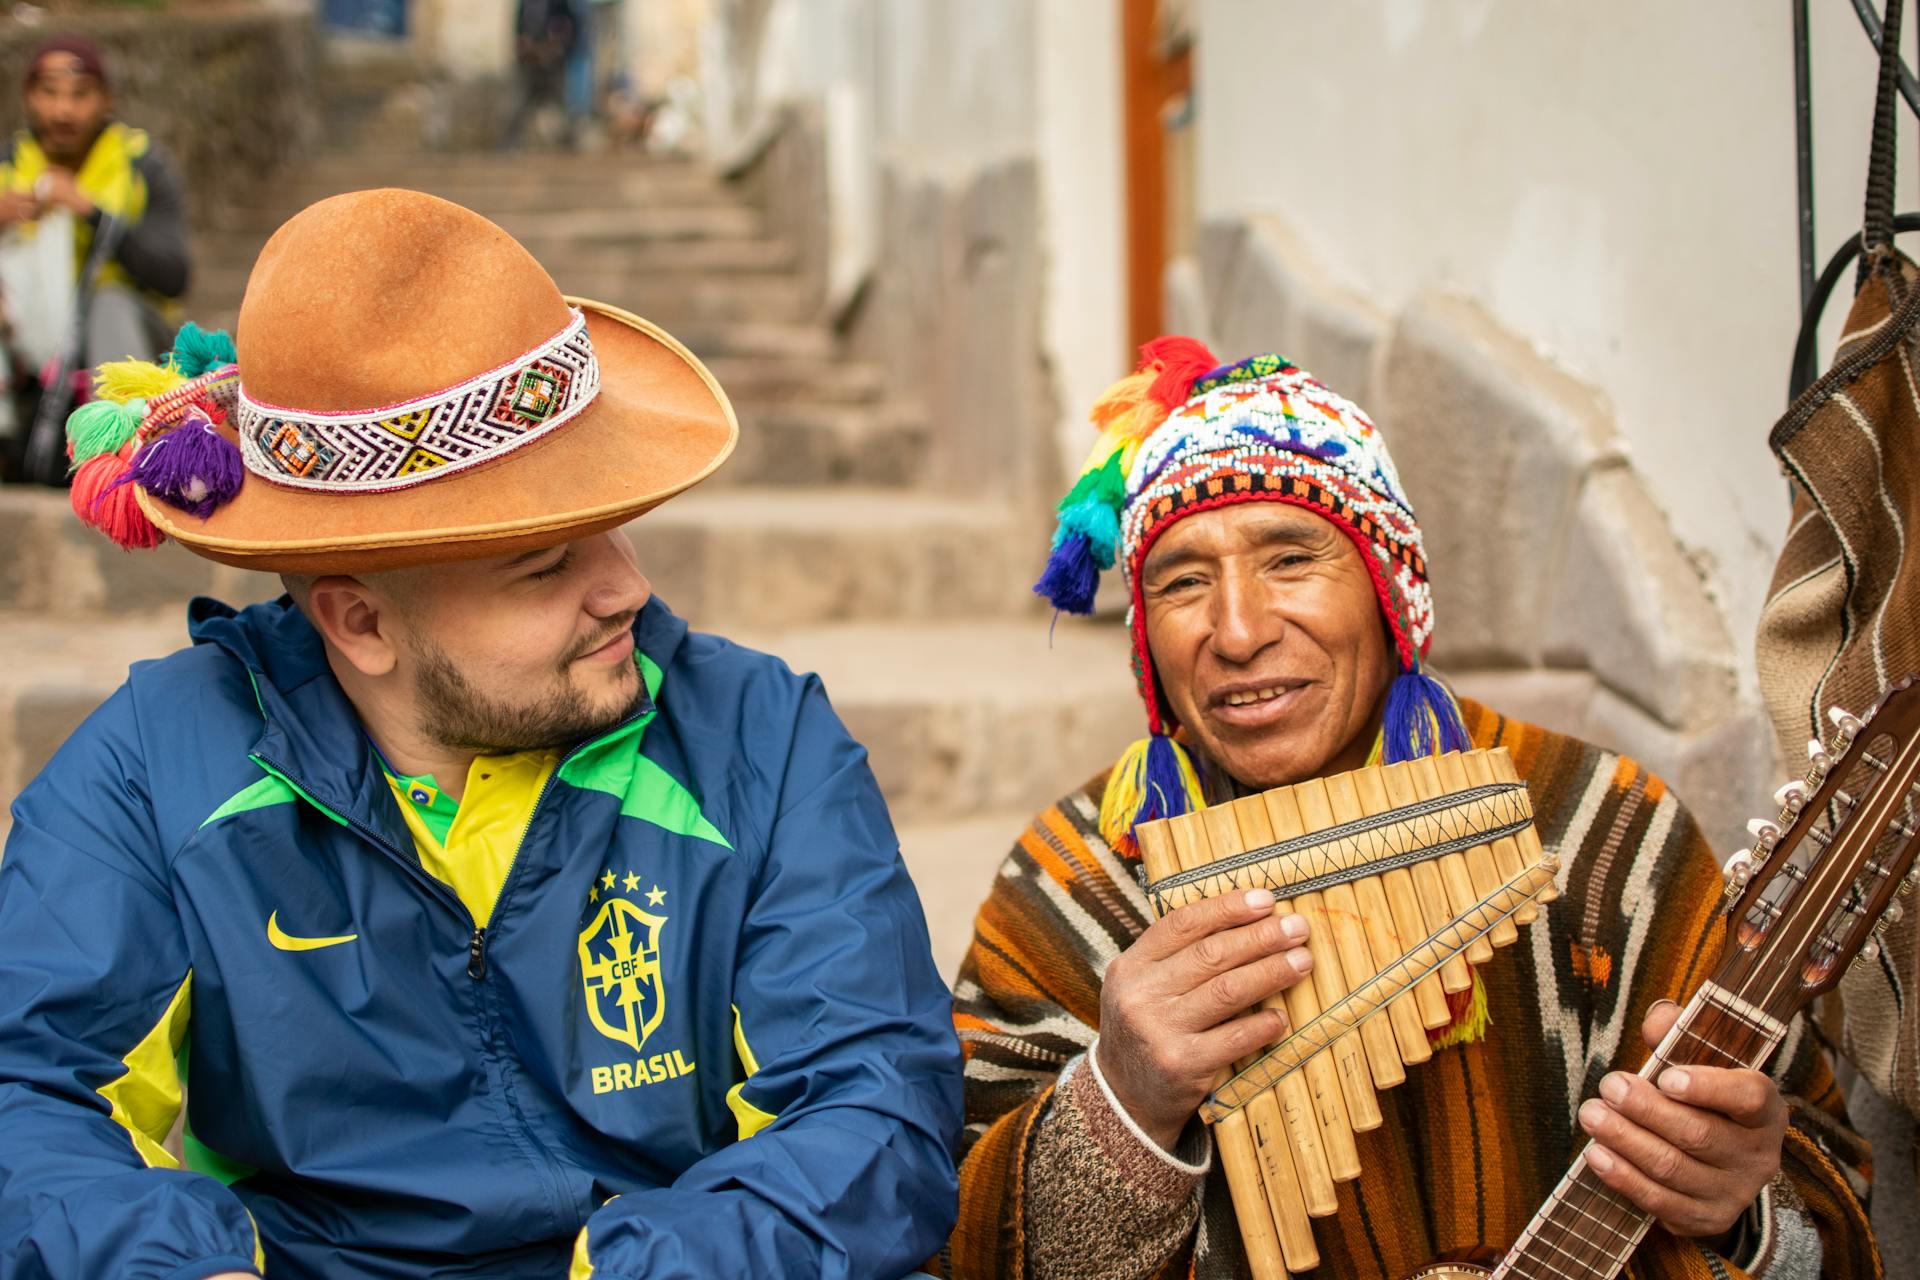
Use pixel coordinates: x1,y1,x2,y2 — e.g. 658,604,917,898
1120,359,1432,730
936,702,1881,1280
236,308,600,493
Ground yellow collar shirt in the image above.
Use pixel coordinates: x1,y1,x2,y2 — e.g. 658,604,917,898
383,750,559,928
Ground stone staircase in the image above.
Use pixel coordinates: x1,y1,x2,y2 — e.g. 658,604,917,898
0,150,1143,974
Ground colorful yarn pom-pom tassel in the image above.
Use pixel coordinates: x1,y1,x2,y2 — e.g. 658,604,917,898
70,443,163,549
94,358,185,405
1097,733,1205,853
1381,668,1471,764
64,398,144,466
167,322,238,378
131,409,243,518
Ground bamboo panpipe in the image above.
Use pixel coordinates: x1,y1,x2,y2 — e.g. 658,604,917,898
1136,749,1557,1271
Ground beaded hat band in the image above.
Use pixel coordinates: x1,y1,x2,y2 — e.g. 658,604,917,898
237,307,601,493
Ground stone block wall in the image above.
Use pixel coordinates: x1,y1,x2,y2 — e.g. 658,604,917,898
0,5,318,194
729,107,1059,510
1169,214,1766,845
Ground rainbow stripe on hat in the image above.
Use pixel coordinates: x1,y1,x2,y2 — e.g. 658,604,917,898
1035,340,1468,853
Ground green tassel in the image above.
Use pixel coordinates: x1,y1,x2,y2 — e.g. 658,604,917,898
65,399,143,467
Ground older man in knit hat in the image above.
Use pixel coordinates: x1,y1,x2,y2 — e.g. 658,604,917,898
938,345,1877,1280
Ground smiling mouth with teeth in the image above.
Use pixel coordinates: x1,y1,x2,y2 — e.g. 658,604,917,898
1222,686,1296,707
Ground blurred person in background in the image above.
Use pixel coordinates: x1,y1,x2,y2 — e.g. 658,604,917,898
0,35,190,484
504,0,584,148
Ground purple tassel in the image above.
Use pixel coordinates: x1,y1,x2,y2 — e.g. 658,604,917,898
1033,532,1101,614
130,411,244,518
1133,733,1198,830
1382,669,1471,764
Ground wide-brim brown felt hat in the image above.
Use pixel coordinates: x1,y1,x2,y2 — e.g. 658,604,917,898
136,188,737,574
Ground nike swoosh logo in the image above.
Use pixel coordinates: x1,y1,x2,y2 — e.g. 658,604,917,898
267,910,359,952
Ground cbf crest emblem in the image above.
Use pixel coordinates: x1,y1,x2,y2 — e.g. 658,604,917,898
579,879,668,1051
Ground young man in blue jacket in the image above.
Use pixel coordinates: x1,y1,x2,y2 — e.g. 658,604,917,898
0,189,962,1279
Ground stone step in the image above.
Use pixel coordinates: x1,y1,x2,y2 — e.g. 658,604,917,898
628,488,1041,629
0,487,274,618
711,402,927,489
898,810,1037,980
201,203,764,246
186,266,819,335
730,618,1140,829
188,237,797,306
700,356,885,405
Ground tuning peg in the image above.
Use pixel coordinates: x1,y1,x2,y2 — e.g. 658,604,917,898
1828,705,1865,744
1862,936,1883,963
1883,899,1904,927
1807,737,1833,785
1774,779,1809,817
1723,848,1756,888
1747,818,1783,855
1905,869,1919,897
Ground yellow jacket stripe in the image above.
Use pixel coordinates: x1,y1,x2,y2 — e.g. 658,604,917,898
96,970,190,1169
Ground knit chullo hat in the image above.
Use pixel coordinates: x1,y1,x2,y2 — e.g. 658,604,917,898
1035,338,1469,856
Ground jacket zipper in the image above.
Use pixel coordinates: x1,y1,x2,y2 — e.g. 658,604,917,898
460,703,654,983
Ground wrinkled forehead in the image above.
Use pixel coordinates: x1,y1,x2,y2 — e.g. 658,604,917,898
1140,499,1351,577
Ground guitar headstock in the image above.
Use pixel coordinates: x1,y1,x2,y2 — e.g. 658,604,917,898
1724,676,1920,1000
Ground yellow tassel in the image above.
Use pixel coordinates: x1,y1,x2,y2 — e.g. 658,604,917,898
1099,736,1152,850
1429,969,1492,1049
95,358,186,405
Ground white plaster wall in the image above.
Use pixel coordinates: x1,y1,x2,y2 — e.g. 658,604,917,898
1035,2,1128,473
1194,0,1919,701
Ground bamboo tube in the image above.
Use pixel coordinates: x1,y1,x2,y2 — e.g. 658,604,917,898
1378,761,1475,995
1460,748,1537,926
1193,805,1320,1270
1431,751,1519,949
1406,756,1497,966
1330,769,1436,1064
1138,818,1291,1280
1227,795,1361,1194
1261,785,1384,1131
1489,747,1559,904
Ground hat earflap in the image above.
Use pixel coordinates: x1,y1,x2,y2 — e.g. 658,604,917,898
1098,731,1205,856
1035,336,1220,615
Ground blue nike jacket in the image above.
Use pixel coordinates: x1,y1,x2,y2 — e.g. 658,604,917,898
0,595,962,1279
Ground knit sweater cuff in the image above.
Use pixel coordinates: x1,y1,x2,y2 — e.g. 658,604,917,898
1713,1173,1824,1279
1083,1041,1214,1186
1022,1049,1211,1280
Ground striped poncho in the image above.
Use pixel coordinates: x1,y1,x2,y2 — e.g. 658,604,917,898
939,701,1878,1280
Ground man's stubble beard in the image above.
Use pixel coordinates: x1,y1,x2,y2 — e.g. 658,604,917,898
409,630,642,754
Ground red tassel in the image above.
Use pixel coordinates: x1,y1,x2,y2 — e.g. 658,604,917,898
1139,335,1219,409
70,443,163,549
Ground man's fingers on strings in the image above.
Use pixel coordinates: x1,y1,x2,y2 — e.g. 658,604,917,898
1586,1072,1735,1166
1578,1096,1719,1199
1656,1065,1782,1131
1582,1141,1732,1239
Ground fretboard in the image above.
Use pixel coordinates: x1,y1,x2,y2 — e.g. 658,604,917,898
1490,982,1788,1280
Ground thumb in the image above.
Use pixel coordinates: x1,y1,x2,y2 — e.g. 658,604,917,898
1641,998,1681,1049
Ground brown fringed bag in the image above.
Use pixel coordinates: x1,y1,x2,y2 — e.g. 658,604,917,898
1756,0,1920,1116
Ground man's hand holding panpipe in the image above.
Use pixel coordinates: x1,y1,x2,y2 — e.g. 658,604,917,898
1095,887,1316,1151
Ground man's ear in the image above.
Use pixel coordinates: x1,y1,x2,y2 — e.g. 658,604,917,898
304,576,401,678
